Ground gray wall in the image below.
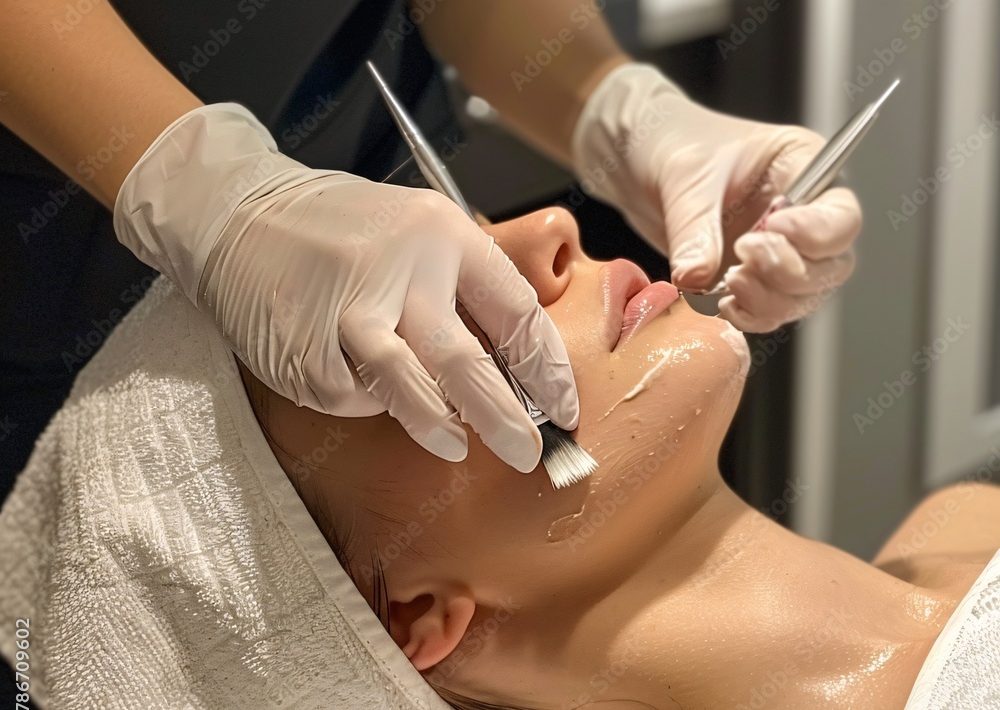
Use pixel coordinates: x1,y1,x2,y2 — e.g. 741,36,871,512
828,0,945,556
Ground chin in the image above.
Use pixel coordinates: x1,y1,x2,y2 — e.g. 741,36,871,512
574,296,748,458
541,297,749,556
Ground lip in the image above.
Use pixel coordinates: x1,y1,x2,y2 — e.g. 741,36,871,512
600,259,680,352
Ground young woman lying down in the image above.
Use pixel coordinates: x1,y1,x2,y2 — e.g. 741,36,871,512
2,204,998,710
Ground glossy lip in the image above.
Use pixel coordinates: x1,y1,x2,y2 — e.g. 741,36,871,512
599,259,680,352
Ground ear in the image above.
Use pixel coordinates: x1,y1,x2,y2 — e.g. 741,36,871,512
389,588,476,671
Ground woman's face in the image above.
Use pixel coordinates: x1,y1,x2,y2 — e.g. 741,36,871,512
254,207,750,605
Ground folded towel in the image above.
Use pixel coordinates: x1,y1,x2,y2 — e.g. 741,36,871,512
904,548,1000,709
0,278,448,710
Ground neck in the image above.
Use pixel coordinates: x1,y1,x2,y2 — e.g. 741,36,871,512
458,481,951,709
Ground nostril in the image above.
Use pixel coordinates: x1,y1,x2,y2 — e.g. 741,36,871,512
552,242,571,279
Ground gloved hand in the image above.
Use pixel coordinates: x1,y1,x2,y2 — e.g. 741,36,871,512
571,63,862,333
114,103,579,472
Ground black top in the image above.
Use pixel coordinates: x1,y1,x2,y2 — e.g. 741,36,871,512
0,0,454,182
0,0,457,495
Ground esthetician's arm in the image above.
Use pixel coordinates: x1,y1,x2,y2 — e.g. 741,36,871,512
420,1,863,334
417,1,626,163
0,1,579,471
0,0,201,208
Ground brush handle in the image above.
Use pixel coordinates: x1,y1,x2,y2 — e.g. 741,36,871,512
367,61,551,428
454,302,548,425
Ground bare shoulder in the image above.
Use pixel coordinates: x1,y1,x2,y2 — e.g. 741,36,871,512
873,482,1000,589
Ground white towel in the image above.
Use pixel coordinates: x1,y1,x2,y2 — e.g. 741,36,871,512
904,548,1000,709
0,278,449,710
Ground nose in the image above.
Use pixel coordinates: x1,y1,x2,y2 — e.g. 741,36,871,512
484,207,585,306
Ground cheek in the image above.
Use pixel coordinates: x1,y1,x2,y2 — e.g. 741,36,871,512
383,431,592,597
345,412,570,574
530,304,747,568
574,304,747,474
327,295,749,590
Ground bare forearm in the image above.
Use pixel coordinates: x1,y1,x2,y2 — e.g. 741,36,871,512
0,0,201,208
418,0,628,164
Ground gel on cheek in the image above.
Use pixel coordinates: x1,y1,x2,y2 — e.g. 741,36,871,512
545,335,735,545
547,506,586,542
718,321,750,379
547,400,705,545
545,407,703,545
599,342,703,421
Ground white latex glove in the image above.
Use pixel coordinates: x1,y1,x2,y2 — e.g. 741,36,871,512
572,63,862,333
114,103,579,472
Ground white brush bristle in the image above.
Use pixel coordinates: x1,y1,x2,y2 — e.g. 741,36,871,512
540,422,598,489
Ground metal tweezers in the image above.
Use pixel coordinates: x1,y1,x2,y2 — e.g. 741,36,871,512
366,61,548,424
689,78,900,298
